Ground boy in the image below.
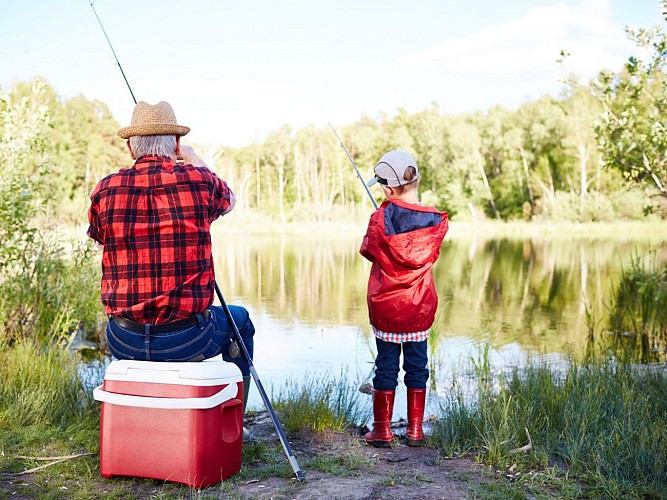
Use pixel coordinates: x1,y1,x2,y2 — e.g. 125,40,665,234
360,150,448,447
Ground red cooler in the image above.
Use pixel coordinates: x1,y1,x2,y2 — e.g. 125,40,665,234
93,355,243,488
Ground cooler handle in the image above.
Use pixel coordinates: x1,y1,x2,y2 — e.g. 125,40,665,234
92,382,238,409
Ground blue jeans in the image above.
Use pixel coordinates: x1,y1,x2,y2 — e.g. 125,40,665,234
372,338,429,390
106,305,255,376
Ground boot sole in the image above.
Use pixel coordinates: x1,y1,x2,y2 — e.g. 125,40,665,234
405,439,424,447
365,439,394,448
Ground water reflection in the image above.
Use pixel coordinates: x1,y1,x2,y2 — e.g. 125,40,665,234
210,231,665,415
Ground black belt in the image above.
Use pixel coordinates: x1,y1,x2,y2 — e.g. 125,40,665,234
109,310,210,334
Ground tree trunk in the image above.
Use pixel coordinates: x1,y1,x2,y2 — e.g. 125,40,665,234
578,144,588,213
277,151,286,225
255,150,260,209
518,146,534,206
478,160,498,218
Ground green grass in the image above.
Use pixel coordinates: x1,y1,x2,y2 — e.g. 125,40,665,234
303,449,372,476
4,339,665,499
0,339,99,434
380,468,433,487
0,340,101,500
271,370,372,433
431,346,667,498
234,441,294,481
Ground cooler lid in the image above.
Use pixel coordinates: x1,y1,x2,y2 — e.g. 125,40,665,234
103,355,243,386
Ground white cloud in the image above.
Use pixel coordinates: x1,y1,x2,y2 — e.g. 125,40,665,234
90,0,656,148
398,0,635,78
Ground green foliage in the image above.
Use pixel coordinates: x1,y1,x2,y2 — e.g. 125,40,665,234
1,78,126,224
5,61,667,227
0,80,104,345
608,248,667,362
431,349,667,497
271,371,371,433
0,81,53,268
590,7,667,206
0,239,102,343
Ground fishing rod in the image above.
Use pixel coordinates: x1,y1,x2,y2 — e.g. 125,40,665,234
88,1,305,482
329,123,378,209
88,1,136,104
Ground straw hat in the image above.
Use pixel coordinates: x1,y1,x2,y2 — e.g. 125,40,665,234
117,101,190,139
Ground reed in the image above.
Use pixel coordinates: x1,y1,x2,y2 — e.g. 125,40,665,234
607,248,667,362
271,370,372,433
431,348,667,496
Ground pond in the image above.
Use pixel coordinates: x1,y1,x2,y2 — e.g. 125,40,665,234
207,225,667,417
82,224,667,420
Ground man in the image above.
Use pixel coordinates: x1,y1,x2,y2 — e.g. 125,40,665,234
87,100,254,417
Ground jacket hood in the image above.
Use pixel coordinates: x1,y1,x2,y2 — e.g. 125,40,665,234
376,200,448,269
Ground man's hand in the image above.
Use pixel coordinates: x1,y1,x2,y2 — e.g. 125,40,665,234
176,144,207,167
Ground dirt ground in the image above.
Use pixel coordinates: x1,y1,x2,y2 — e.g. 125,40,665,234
231,413,490,500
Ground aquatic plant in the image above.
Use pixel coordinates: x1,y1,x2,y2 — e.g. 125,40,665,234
608,248,667,362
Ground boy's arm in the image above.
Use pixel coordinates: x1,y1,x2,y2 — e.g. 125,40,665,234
359,211,378,262
359,234,372,261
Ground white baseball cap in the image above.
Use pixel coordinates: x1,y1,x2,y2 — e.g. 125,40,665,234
367,150,420,187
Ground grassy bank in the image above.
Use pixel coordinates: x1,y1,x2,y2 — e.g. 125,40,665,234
0,341,99,481
432,348,667,498
271,370,372,432
2,344,666,498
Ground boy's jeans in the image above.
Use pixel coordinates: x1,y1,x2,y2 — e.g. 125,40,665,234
106,305,254,376
372,338,428,390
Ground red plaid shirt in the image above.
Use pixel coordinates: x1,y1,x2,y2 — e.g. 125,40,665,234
87,155,235,324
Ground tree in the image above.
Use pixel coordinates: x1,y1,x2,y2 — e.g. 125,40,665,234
0,80,102,342
560,83,602,214
446,114,498,218
263,126,293,224
592,7,667,203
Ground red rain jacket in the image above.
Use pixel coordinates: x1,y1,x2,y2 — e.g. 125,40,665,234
360,199,448,334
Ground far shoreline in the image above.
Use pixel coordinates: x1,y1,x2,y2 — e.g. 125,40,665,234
62,217,667,243
212,217,667,241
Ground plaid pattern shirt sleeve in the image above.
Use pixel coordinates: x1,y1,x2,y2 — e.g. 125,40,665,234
87,156,234,324
87,196,104,245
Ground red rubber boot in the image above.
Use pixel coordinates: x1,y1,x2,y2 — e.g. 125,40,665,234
406,388,426,447
364,389,396,448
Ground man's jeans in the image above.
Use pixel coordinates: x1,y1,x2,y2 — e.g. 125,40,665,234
372,338,428,390
106,305,255,376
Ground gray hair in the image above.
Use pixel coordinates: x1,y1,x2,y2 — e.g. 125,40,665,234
129,135,177,159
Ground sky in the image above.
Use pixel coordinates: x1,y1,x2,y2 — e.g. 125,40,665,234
1,0,664,147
